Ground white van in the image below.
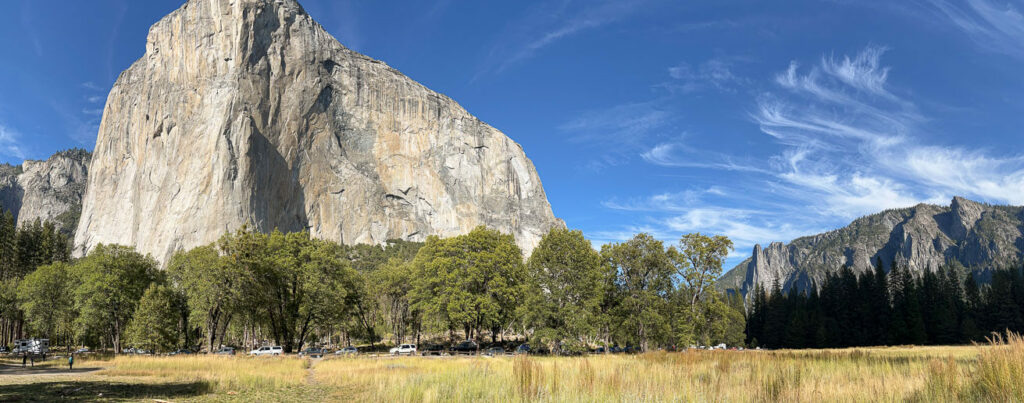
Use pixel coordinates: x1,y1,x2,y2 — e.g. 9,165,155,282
390,344,417,356
249,346,283,356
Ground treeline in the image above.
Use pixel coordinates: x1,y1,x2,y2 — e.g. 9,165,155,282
0,211,73,347
3,222,746,354
746,259,1023,349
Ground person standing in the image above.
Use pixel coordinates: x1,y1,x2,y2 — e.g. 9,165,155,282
68,353,74,371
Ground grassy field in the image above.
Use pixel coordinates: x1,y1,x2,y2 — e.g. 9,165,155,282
1,335,1022,402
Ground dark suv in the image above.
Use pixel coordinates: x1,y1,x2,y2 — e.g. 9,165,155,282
421,344,446,356
449,340,478,355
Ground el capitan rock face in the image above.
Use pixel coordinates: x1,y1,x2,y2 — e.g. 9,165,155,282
720,197,1024,296
75,0,562,262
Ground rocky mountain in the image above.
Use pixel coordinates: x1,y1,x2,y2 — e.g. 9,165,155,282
74,0,563,263
720,197,1024,296
0,149,91,235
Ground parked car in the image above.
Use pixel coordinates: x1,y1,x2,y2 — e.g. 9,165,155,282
74,347,91,354
0,346,9,354
215,347,236,355
125,347,151,355
169,348,193,356
335,346,358,355
623,346,641,354
450,340,478,356
299,347,325,358
483,347,505,356
420,344,446,356
250,346,283,356
390,344,417,356
517,343,550,355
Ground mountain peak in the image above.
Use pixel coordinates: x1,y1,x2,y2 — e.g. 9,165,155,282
951,195,982,209
721,197,1024,296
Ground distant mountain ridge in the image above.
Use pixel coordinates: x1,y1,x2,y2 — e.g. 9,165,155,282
720,197,1024,295
0,149,91,236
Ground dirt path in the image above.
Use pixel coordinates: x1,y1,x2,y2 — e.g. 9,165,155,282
305,359,319,386
0,363,103,376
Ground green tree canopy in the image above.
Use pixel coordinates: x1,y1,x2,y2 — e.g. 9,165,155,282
125,283,183,353
524,227,605,353
17,262,78,341
168,245,237,353
602,233,674,351
219,229,357,352
411,226,525,342
72,244,159,353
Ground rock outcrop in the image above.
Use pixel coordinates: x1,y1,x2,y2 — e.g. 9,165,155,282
720,197,1024,296
0,149,91,235
75,0,562,263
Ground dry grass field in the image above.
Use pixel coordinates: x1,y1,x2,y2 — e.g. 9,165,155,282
1,334,1022,402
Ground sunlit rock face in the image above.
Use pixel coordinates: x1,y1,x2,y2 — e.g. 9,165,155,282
721,197,1024,296
75,0,562,263
0,149,90,236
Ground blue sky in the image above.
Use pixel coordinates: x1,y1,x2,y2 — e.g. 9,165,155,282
3,0,1024,268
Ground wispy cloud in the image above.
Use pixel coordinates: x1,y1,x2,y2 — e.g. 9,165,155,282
73,81,111,144
0,123,27,160
558,101,676,171
561,102,673,145
820,45,893,97
81,82,104,91
641,142,769,173
665,57,748,93
926,0,1024,58
598,188,825,261
602,187,730,213
104,0,128,82
750,45,1024,217
663,207,817,257
477,0,654,78
50,100,100,145
20,3,43,57
599,45,1024,268
898,146,1024,204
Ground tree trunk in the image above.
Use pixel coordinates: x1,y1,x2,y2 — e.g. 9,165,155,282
113,322,121,354
216,315,232,352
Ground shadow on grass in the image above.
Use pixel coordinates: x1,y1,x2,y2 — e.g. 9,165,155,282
0,380,212,402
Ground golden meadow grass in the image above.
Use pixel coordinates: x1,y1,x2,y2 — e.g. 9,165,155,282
3,335,1024,402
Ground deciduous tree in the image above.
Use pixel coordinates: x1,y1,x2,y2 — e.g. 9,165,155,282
72,244,159,353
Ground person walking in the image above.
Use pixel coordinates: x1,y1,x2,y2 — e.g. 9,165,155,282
68,353,74,371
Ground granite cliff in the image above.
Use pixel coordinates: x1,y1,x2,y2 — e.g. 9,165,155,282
720,197,1024,296
74,0,562,262
0,149,91,236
